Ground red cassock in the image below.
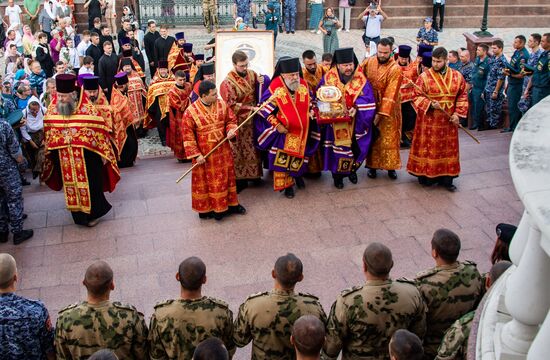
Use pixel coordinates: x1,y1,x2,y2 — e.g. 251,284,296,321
166,83,192,160
407,68,469,178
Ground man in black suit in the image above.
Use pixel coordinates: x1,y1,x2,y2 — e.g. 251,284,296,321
144,20,160,78
153,24,175,69
85,32,103,75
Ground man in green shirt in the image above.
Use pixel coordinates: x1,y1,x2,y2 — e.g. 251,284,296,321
23,0,40,33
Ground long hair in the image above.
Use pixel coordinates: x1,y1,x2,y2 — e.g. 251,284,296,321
491,238,510,265
323,7,335,20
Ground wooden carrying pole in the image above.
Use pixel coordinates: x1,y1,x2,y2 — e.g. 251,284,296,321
176,91,279,184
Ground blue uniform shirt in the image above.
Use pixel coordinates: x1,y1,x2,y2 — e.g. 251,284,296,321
471,56,490,90
0,293,55,359
508,47,530,85
486,54,507,93
417,27,438,44
533,50,550,89
449,61,462,71
460,62,474,84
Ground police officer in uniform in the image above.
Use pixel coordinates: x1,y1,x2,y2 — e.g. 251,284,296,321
0,119,33,245
323,243,427,360
469,44,490,130
233,253,327,359
502,35,530,132
149,257,235,359
0,253,55,358
55,261,149,360
414,229,483,359
483,40,507,130
527,32,550,106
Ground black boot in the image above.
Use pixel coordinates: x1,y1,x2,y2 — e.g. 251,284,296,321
199,212,213,219
229,204,247,215
13,229,33,245
284,187,295,198
333,176,344,189
348,171,358,184
367,168,377,179
388,170,398,180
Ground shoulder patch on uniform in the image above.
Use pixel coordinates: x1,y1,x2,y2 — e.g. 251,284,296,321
153,299,175,309
340,285,362,298
396,277,416,285
463,260,478,267
298,292,320,300
246,291,268,300
208,297,229,309
415,267,439,279
113,301,139,312
58,302,79,314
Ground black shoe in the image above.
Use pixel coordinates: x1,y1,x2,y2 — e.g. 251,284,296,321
199,212,213,219
229,204,246,215
22,213,28,220
286,31,290,34
161,140,166,146
295,177,305,189
348,171,358,184
252,17,258,29
278,25,283,33
213,212,224,221
0,231,8,243
13,229,33,245
236,180,248,194
388,170,398,180
21,178,31,186
333,177,344,189
418,176,434,187
444,184,457,192
291,31,295,34
284,187,295,198
367,169,377,179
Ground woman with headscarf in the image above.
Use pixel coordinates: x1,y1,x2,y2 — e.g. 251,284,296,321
22,25,35,57
319,7,340,54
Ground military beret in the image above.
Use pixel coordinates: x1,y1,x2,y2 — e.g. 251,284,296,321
496,223,517,244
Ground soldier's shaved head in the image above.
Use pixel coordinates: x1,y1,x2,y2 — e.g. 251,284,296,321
83,261,114,297
274,253,303,288
363,243,393,277
431,229,461,263
0,253,17,289
389,329,424,360
88,349,119,360
291,315,325,356
193,337,229,360
178,257,206,290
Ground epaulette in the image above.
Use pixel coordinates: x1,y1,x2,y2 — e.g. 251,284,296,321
340,285,363,298
58,303,79,314
415,267,439,279
298,292,320,300
153,299,175,310
463,260,478,267
246,291,269,301
207,297,229,309
113,301,139,313
396,277,416,285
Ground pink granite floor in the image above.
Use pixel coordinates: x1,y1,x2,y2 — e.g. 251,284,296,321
0,129,522,359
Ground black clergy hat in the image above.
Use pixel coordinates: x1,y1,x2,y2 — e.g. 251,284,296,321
120,37,131,46
183,43,193,52
114,72,129,85
398,45,412,58
175,32,185,41
195,54,205,61
82,76,99,90
120,58,133,68
158,60,168,69
193,62,215,84
122,49,133,57
496,223,517,245
56,74,76,94
422,52,432,67
418,43,434,57
333,48,356,64
279,57,301,73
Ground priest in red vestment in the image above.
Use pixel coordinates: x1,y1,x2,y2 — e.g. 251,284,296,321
182,80,246,220
396,45,418,148
407,47,469,191
167,70,192,162
119,58,147,128
42,74,120,227
146,60,175,145
111,73,139,168
192,62,215,103
167,31,186,72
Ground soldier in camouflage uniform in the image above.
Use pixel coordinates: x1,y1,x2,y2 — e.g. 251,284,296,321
436,260,512,360
149,257,235,359
55,261,149,360
233,253,327,359
0,253,55,359
202,0,219,33
415,229,483,359
483,40,507,129
323,243,427,360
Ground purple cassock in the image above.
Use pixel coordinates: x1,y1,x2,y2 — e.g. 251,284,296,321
255,76,321,177
317,67,376,175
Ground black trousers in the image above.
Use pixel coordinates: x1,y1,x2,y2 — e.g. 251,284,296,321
432,4,445,30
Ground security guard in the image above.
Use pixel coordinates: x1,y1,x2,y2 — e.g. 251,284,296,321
469,44,490,130
502,35,529,132
529,33,550,106
484,40,507,130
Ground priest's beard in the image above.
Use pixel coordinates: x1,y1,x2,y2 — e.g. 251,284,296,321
339,72,352,84
435,65,447,74
236,70,247,77
89,96,98,102
57,96,76,116
283,78,300,92
377,55,390,64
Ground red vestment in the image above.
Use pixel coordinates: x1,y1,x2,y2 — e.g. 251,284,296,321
407,68,469,178
145,73,175,128
302,65,325,173
126,71,147,125
110,88,134,156
219,69,262,180
166,83,192,160
42,92,120,214
182,99,239,213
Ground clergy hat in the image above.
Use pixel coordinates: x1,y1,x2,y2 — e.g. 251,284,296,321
120,37,131,46
418,43,433,57
333,48,355,64
195,54,205,61
56,74,76,94
183,43,193,52
422,52,432,67
82,76,99,90
120,58,133,68
279,57,301,73
193,62,215,84
496,223,517,245
398,45,412,58
114,72,129,85
77,73,94,87
122,49,133,58
158,60,168,69
175,32,185,41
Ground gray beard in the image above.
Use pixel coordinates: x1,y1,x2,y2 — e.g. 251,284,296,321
57,101,75,116
283,78,299,92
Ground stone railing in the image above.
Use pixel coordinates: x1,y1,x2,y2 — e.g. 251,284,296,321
475,96,550,360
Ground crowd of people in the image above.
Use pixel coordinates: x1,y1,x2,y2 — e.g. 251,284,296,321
0,225,517,360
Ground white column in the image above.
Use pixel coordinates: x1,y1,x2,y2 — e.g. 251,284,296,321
508,210,530,264
499,223,550,357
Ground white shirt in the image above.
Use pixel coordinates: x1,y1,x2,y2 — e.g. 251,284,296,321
78,66,94,75
5,5,22,27
363,14,383,38
21,99,45,141
60,47,80,69
76,39,91,58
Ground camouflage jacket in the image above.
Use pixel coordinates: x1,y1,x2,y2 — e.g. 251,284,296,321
436,310,474,360
149,296,235,360
55,300,149,360
233,288,327,360
323,279,427,360
415,261,482,357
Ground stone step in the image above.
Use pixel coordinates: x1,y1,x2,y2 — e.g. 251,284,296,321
373,4,550,17
377,0,549,5
377,15,550,29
